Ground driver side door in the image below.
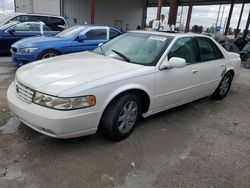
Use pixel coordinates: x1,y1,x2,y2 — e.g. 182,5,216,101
153,37,204,112
70,28,108,53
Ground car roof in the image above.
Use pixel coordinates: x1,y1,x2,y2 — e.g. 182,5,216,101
72,25,121,32
129,30,211,39
9,12,65,19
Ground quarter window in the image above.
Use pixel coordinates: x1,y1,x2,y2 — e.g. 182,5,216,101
196,37,223,62
110,29,120,39
168,37,197,64
85,29,107,40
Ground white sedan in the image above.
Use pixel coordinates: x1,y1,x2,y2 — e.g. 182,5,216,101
7,31,241,140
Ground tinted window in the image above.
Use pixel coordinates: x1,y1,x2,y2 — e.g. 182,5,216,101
196,38,223,62
49,17,66,26
110,29,120,39
28,16,49,24
10,15,28,22
168,37,197,64
86,29,107,40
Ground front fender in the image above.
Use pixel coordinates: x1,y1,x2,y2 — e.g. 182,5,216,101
101,83,152,113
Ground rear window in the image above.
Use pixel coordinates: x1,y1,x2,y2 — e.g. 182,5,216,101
49,17,66,26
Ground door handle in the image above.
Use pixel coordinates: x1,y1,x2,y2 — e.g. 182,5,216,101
192,70,199,74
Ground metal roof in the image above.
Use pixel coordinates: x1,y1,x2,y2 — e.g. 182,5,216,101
147,0,250,7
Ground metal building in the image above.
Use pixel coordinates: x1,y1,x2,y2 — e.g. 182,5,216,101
15,0,147,31
14,0,250,35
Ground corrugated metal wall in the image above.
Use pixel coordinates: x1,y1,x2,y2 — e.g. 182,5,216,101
95,0,147,31
63,0,90,26
15,0,60,15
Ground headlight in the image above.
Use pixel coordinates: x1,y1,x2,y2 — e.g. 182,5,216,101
20,48,38,54
33,92,96,110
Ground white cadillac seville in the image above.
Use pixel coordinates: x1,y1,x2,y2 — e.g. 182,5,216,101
7,31,241,140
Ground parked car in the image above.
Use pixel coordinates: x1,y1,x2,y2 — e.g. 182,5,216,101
240,42,250,61
7,31,241,140
11,25,121,66
0,13,68,29
0,21,62,54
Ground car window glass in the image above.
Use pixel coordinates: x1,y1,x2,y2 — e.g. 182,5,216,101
86,29,107,40
196,38,219,62
50,17,66,26
14,23,32,31
43,25,52,31
30,23,41,31
110,29,120,39
168,37,197,64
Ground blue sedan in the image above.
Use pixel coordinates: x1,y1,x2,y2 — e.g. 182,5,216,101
11,25,121,66
0,22,61,54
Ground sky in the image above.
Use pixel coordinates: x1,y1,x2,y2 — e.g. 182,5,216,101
147,4,250,30
0,0,249,30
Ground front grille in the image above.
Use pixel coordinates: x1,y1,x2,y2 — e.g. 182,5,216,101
15,81,34,104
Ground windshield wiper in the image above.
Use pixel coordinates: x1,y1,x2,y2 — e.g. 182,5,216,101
112,49,131,62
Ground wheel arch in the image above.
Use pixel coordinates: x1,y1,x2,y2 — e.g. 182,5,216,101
38,48,62,59
100,85,152,118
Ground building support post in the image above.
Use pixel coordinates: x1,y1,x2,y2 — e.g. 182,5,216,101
90,0,96,24
156,0,163,20
185,0,193,33
243,10,250,39
60,0,64,17
224,0,234,36
168,0,179,27
235,1,245,38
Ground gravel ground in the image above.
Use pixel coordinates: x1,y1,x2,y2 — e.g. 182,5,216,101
0,56,250,188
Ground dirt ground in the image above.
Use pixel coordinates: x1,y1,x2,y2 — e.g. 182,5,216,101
0,57,250,188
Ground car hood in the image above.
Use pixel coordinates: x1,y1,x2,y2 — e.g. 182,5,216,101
13,36,69,48
16,52,143,96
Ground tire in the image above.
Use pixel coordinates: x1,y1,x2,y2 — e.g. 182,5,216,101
100,93,142,141
38,50,60,60
212,72,232,100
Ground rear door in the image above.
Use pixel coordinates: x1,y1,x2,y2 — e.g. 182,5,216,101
70,27,108,53
193,37,226,95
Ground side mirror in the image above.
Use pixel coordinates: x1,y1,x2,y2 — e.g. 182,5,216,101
77,34,87,41
160,57,186,70
98,43,104,47
8,28,15,34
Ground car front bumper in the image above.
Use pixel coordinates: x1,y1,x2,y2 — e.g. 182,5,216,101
7,82,100,138
11,52,38,67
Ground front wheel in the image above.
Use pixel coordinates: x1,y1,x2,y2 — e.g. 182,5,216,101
38,50,60,60
100,93,141,141
212,72,232,100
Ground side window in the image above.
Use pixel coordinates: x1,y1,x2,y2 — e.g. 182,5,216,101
15,23,32,31
43,25,52,31
30,24,41,31
49,17,66,26
168,37,197,64
109,29,120,40
10,15,28,22
85,29,107,40
196,38,223,62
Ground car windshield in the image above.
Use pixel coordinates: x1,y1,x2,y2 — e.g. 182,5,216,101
56,26,86,38
0,13,17,25
0,21,18,30
93,32,173,66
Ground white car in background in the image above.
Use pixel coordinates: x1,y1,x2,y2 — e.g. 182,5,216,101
7,31,241,140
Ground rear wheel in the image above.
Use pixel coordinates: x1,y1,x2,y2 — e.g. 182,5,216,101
38,50,60,60
212,72,232,100
100,93,141,141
